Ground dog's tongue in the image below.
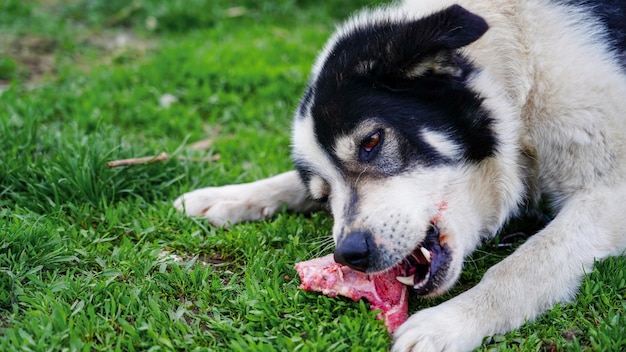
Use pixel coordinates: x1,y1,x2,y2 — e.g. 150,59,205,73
294,254,408,333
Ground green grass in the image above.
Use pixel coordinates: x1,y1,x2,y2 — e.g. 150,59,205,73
0,1,625,351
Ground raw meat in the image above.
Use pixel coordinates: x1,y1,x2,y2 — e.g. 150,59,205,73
294,254,408,333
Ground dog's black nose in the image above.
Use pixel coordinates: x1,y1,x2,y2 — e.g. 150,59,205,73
334,231,372,272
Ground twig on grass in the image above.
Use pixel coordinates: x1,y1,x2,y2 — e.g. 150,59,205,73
107,126,221,167
107,152,170,167
107,152,221,167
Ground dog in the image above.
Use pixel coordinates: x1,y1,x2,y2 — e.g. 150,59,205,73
174,0,626,350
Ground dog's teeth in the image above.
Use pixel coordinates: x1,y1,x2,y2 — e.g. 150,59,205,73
396,275,415,286
414,272,431,290
420,246,431,263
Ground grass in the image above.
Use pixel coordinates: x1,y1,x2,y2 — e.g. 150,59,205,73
0,0,624,351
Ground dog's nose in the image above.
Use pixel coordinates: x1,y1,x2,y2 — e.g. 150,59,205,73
334,231,372,272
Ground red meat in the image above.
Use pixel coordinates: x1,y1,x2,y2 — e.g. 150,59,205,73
294,254,408,333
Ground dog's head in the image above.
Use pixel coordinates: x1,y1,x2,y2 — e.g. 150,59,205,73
292,5,525,296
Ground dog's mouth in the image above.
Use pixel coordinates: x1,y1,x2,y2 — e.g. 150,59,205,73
393,225,451,295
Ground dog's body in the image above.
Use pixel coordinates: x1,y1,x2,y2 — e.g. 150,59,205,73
175,0,626,350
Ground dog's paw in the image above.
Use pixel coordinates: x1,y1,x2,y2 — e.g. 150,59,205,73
392,304,484,352
173,185,279,227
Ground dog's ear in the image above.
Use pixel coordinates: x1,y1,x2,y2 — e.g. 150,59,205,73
367,5,488,80
424,4,489,50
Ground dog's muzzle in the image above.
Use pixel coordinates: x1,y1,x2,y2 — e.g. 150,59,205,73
333,225,452,295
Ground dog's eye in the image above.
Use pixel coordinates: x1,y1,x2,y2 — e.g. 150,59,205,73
359,130,383,161
362,131,381,152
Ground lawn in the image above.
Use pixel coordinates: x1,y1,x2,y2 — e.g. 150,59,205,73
1,0,625,351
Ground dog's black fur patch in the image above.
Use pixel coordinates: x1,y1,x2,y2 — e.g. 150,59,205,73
302,5,498,175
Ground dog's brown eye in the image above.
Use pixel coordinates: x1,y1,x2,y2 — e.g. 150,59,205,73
361,131,381,152
359,130,384,162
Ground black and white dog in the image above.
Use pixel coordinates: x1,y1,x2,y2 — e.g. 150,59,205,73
175,0,626,350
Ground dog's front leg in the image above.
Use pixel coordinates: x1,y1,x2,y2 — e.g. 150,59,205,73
393,188,626,352
174,171,320,226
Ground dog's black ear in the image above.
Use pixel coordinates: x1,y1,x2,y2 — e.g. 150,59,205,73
425,4,489,50
316,5,488,91
368,5,489,79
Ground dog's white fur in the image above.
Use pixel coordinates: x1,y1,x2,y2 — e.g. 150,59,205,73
175,0,626,350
